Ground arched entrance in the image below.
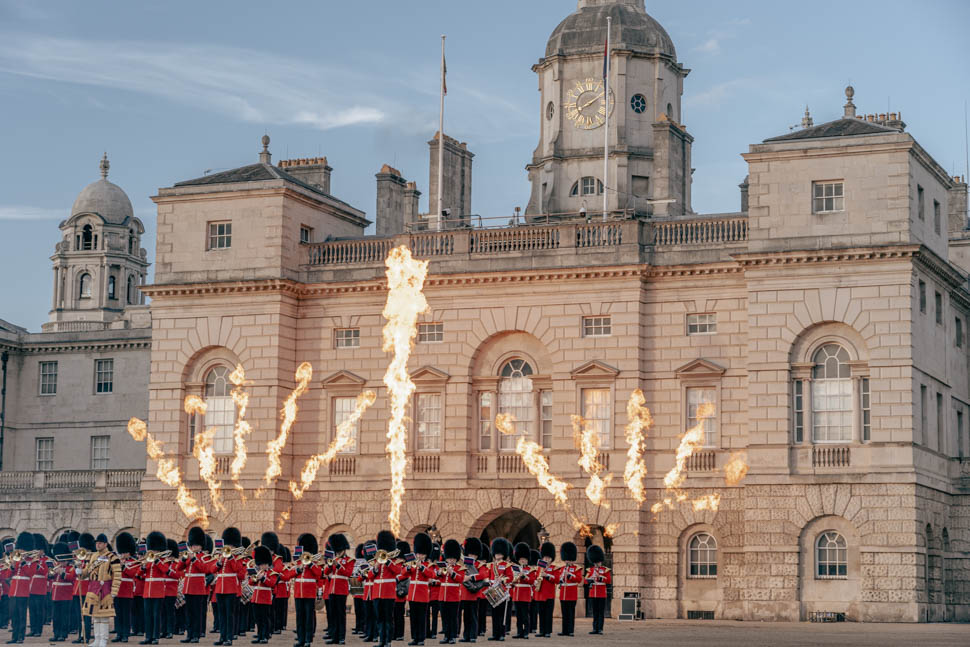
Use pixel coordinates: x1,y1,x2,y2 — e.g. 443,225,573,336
474,509,544,548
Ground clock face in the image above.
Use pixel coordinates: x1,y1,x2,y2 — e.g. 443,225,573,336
564,78,615,130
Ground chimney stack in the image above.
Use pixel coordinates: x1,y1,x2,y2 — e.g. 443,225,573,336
949,176,969,233
278,157,332,194
376,164,420,236
428,132,474,227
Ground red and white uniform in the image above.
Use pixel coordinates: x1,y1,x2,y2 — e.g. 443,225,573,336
405,560,436,603
9,558,36,598
458,562,487,603
371,561,404,600
248,570,279,606
141,561,171,599
290,562,318,599
555,564,582,602
165,560,181,599
116,559,135,599
438,564,464,604
428,565,442,603
29,558,49,596
212,556,247,596
585,566,610,599
326,556,355,597
271,555,290,602
510,566,536,603
533,563,556,602
180,554,215,596
51,563,77,602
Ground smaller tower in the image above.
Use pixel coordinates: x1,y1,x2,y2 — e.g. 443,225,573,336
428,132,473,226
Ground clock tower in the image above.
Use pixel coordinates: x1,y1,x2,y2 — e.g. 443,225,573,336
526,0,693,218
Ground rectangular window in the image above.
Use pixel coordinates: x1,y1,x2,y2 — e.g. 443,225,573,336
919,280,926,313
300,225,312,244
334,328,360,348
813,181,844,213
582,388,612,449
957,318,963,348
582,316,612,337
334,396,361,454
861,378,871,442
793,380,804,444
418,323,444,344
90,435,110,470
582,176,596,196
39,361,57,395
95,359,114,394
813,378,852,443
36,437,53,471
479,392,493,451
917,184,925,220
937,392,945,453
686,387,717,447
934,200,941,235
207,221,232,250
920,385,927,445
415,393,442,452
540,391,553,449
686,313,717,335
935,292,943,325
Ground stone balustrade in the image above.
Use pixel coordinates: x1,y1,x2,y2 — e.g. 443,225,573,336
653,215,748,247
0,469,144,491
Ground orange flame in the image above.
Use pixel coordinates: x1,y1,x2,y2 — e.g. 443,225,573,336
289,390,377,499
183,396,224,512
724,451,749,486
277,510,290,531
263,362,314,487
381,246,429,537
650,402,716,514
691,493,721,511
571,414,611,508
228,365,253,496
623,389,652,505
127,417,208,526
603,523,620,538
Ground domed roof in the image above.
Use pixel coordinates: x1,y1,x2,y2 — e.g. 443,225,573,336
71,154,134,224
545,0,676,59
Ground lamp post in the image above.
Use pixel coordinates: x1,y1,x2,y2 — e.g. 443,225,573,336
538,527,550,545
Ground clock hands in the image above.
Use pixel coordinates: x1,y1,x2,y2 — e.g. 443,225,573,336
579,91,605,111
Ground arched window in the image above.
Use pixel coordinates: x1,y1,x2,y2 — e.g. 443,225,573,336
127,275,137,305
204,366,236,454
128,229,136,255
80,225,94,251
811,344,852,442
569,177,604,197
815,531,847,579
498,359,535,450
688,533,717,578
78,273,92,299
107,276,116,300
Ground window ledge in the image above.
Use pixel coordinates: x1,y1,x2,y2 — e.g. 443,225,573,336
813,210,845,215
687,575,717,580
815,576,848,581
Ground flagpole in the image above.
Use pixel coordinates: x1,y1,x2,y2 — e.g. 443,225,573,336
603,16,611,221
437,34,446,232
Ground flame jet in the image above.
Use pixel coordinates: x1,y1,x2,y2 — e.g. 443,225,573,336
571,414,612,508
724,451,749,486
263,362,314,487
228,365,253,495
184,396,224,512
650,402,717,514
623,389,652,505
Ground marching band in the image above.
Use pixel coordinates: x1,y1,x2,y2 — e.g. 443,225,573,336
1,529,611,646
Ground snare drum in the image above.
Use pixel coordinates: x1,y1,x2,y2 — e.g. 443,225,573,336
483,581,509,608
349,576,364,597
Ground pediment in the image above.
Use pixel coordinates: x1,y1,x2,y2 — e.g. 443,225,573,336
570,360,620,380
410,365,450,382
675,358,726,378
321,370,367,387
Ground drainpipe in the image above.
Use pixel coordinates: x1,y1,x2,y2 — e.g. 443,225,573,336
0,350,8,471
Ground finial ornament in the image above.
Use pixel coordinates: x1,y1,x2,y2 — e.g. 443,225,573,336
259,135,272,164
100,152,110,179
801,106,813,128
843,85,856,118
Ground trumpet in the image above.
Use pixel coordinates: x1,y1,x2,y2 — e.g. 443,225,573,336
373,549,399,565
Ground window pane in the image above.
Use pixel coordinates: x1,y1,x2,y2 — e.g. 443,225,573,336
816,532,848,579
39,361,58,395
90,435,110,470
687,313,716,335
498,360,535,449
36,437,54,471
687,387,717,447
540,391,553,449
335,397,361,454
687,533,717,579
416,393,442,451
479,392,493,450
582,388,612,449
205,366,236,454
95,359,114,394
335,328,360,348
418,323,443,343
582,316,611,337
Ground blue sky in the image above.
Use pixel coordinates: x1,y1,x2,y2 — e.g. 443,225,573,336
1,0,967,331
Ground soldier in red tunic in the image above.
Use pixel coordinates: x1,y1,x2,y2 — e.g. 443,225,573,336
371,531,405,647
554,543,581,637
6,533,36,644
426,543,442,642
509,544,536,640
50,542,77,642
532,544,556,638
27,534,48,638
351,545,367,638
325,533,354,645
139,532,170,646
111,533,137,643
584,546,610,635
291,534,319,647
404,533,436,647
437,540,464,645
248,546,278,645
486,538,512,643
213,528,246,647
458,538,487,643
179,527,214,644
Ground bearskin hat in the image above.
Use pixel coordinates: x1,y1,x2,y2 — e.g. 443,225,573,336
413,532,432,557
376,530,397,553
282,546,291,562
560,541,577,562
297,533,318,555
490,537,512,560
355,544,364,559
187,527,206,549
146,531,166,553
15,532,34,552
462,537,482,558
481,544,491,562
52,542,69,560
329,533,350,554
586,544,605,564
78,532,96,552
166,539,179,556
203,533,213,553
66,531,80,543
116,532,137,556
32,534,49,555
443,539,462,561
253,545,272,566
259,531,279,553
221,527,241,548
430,543,441,562
241,536,251,548
513,542,531,563
529,549,540,566
540,542,556,561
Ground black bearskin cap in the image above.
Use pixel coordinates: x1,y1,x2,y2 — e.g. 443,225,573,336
166,539,179,555
116,532,137,556
221,527,241,548
53,542,69,559
253,545,272,566
586,544,605,564
462,537,482,558
241,536,251,548
33,533,49,554
430,543,441,562
443,539,462,561
297,533,318,555
78,533,96,552
355,544,364,559
513,542,531,562
15,532,34,551
540,542,556,560
187,527,206,548
260,532,279,553
529,549,540,566
481,544,491,562
560,542,577,562
66,531,80,543
396,540,410,556
490,537,512,560
413,532,432,557
203,534,213,553
282,546,291,562
377,530,397,553
146,531,166,552
329,533,350,553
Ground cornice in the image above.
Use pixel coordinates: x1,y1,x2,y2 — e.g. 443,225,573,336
733,245,920,268
4,339,151,354
141,279,304,298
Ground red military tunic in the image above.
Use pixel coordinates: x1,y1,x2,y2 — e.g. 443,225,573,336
458,562,487,603
439,564,464,603
0,565,10,598
533,563,556,602
327,556,355,597
181,555,215,596
291,563,319,599
29,558,49,596
165,560,181,598
116,560,135,599
510,566,536,603
9,559,36,598
130,561,145,599
371,562,404,600
585,566,610,599
51,564,76,602
405,561,436,603
212,556,246,596
248,570,279,606
272,556,290,601
555,564,582,602
142,561,171,599
363,569,374,602
428,565,442,603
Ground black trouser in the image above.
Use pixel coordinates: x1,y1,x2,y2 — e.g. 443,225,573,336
353,598,363,633
162,596,176,636
331,594,348,642
409,601,427,644
376,599,395,647
394,601,405,640
460,600,477,641
28,593,44,634
323,596,332,637
490,601,506,639
514,601,530,638
216,594,235,643
294,598,315,646
441,601,458,641
427,599,439,638
0,594,8,628
478,599,488,636
273,597,287,632
365,599,378,641
253,604,272,642
537,600,553,637
114,597,132,640
52,600,71,638
10,597,28,642
210,599,219,632
143,598,162,642
132,596,144,635
559,600,575,636
589,598,605,633
185,594,206,641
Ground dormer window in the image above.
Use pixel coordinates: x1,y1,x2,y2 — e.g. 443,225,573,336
813,181,844,213
570,177,604,197
300,226,312,244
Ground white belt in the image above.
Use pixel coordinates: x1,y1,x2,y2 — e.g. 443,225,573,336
560,583,578,587
216,574,236,578
122,579,134,583
410,581,429,585
440,583,459,587
514,585,532,588
254,587,272,592
53,582,72,587
375,579,396,584
12,576,29,580
186,573,206,578
145,578,167,582
295,578,316,583
330,575,348,580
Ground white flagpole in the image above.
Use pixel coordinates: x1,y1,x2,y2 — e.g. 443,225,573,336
437,35,446,232
603,16,611,221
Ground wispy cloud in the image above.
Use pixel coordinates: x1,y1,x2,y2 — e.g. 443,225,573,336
0,205,64,220
693,38,721,55
688,79,756,107
690,17,751,56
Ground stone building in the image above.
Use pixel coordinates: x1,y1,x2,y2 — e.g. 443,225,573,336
3,0,970,624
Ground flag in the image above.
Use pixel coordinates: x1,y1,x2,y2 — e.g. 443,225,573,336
603,37,608,80
442,52,447,96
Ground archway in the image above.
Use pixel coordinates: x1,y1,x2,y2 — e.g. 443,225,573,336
474,509,544,549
